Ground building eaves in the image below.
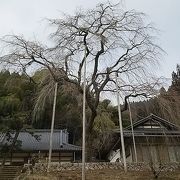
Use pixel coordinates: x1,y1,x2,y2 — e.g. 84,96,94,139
125,114,180,130
0,129,81,152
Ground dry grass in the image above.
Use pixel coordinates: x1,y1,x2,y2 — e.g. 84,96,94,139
19,169,180,180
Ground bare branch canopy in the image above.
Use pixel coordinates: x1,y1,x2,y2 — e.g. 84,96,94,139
0,2,164,133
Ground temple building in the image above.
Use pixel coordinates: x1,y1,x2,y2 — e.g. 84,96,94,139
108,114,180,163
0,129,81,165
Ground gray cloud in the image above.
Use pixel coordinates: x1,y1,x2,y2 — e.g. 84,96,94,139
0,0,179,79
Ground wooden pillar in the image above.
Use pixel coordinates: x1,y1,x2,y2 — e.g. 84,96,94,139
10,151,13,165
59,152,60,163
73,152,76,162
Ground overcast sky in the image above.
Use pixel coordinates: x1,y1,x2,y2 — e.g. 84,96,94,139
0,0,179,79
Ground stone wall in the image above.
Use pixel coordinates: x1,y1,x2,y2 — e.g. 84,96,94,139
32,162,180,173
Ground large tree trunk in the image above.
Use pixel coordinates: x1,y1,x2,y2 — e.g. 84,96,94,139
86,132,95,161
86,109,98,161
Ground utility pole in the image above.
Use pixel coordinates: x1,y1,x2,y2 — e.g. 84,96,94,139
82,49,87,180
115,72,127,172
47,82,58,172
128,98,137,163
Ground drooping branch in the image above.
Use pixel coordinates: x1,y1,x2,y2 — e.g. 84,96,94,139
0,2,164,134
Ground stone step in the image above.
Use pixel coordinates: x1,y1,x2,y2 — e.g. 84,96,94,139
0,166,21,180
0,175,17,179
1,168,18,170
0,175,18,179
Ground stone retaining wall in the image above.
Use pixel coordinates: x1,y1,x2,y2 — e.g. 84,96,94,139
32,162,180,173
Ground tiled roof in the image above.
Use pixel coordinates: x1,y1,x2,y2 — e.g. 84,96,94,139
125,114,180,130
113,114,180,137
113,129,180,137
0,129,81,151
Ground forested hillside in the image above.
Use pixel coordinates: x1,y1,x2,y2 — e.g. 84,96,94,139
0,65,179,158
130,65,180,126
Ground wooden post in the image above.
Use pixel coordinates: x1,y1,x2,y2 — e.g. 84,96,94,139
128,99,138,163
115,72,127,172
82,48,87,180
47,82,58,172
73,152,76,162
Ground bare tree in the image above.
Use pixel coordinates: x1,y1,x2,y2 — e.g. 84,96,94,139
0,3,163,146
